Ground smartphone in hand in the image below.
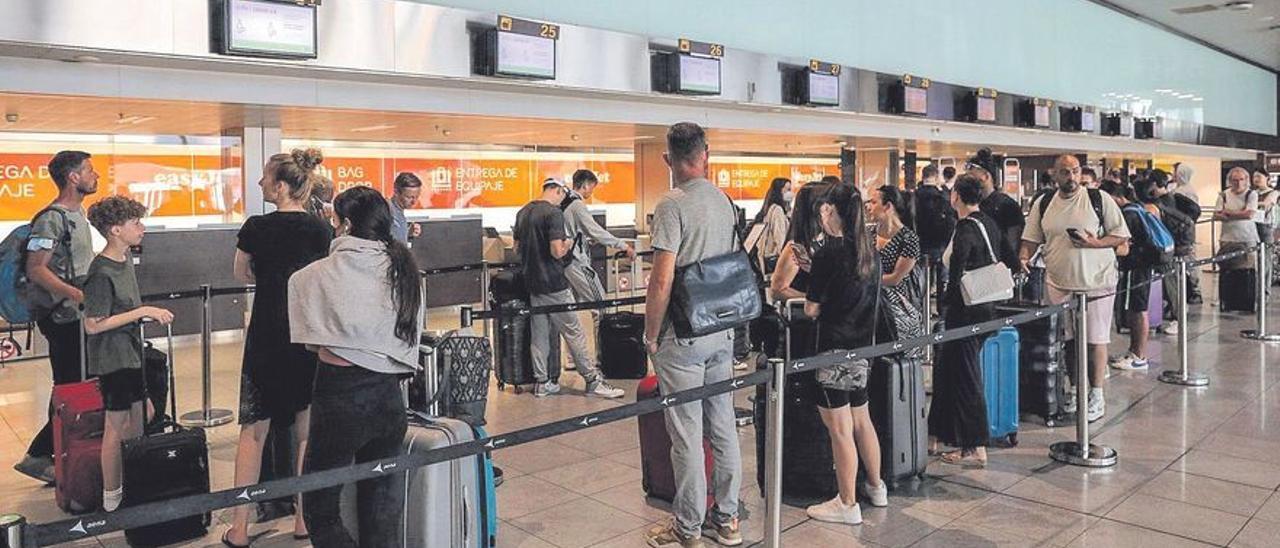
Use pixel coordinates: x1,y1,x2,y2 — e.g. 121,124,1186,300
1066,228,1083,241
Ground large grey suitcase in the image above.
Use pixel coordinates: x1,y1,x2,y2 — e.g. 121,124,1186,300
341,412,497,547
867,355,928,490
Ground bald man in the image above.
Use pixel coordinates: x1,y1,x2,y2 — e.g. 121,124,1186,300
1020,155,1130,423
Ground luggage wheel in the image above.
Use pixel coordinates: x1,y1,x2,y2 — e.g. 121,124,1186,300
1045,419,1057,428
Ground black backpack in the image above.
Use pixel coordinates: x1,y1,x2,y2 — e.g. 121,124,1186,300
913,186,956,247
1157,199,1196,252
1172,192,1201,222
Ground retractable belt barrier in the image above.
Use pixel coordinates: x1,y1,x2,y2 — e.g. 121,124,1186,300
461,296,647,325
11,242,1265,547
141,285,255,302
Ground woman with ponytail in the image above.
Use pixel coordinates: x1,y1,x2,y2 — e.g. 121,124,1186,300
225,149,332,546
287,186,424,546
800,183,888,525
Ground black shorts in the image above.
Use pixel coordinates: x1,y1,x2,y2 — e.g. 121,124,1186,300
99,368,146,411
811,375,868,409
1119,268,1152,314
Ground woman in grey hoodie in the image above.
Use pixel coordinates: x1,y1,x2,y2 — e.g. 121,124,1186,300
288,186,424,547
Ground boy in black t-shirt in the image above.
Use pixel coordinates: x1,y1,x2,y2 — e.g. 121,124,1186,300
83,196,173,511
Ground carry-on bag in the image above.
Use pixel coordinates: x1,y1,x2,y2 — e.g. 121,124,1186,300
414,331,493,425
53,320,102,514
493,299,560,392
753,299,837,505
1219,268,1257,313
867,354,928,490
340,411,498,548
121,322,211,547
981,327,1020,446
52,345,104,513
598,251,647,379
995,302,1070,426
637,375,714,507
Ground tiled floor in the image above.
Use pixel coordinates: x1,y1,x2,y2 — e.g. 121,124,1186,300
1,276,1279,547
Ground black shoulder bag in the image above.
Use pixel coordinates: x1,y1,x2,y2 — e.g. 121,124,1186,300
668,194,763,338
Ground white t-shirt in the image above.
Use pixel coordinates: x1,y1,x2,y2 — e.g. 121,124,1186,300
1022,189,1131,292
1216,189,1259,243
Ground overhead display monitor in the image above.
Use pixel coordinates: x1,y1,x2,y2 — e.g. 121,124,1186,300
904,86,928,115
977,96,996,123
678,55,721,94
1081,109,1096,132
651,39,724,96
494,16,558,79
1016,98,1052,128
214,0,318,59
806,72,840,106
1034,104,1050,128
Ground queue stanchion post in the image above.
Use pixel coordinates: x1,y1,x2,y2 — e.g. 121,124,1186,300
763,358,785,548
480,261,492,341
1241,241,1280,342
1206,218,1219,273
921,256,933,368
1161,259,1210,386
178,284,234,428
0,514,25,548
1049,292,1117,467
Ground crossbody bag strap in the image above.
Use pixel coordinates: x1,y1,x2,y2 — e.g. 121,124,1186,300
967,217,998,265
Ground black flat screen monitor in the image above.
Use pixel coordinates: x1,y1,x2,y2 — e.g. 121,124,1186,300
215,0,317,59
496,29,556,79
904,86,928,115
805,72,840,106
976,96,996,122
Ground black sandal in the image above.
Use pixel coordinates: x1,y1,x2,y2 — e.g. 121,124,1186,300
221,530,250,548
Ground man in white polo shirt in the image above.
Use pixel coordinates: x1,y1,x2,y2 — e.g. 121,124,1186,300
1020,155,1130,423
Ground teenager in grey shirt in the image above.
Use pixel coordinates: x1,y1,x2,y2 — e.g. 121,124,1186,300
562,169,635,350
642,123,743,548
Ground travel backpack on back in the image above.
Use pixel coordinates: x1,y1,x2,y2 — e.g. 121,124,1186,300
0,207,72,323
913,186,956,248
1122,204,1174,266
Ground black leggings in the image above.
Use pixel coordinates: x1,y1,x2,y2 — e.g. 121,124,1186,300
302,363,408,548
28,317,83,458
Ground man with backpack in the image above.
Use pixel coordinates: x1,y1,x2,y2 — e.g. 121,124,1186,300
561,169,635,357
914,165,955,295
1149,171,1198,333
1168,164,1203,304
9,151,99,483
1100,180,1173,370
1020,155,1130,423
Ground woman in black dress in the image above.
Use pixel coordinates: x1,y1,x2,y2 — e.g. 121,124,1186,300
929,174,1018,467
224,149,333,547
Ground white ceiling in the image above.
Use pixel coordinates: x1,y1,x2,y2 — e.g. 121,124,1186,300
1102,0,1280,71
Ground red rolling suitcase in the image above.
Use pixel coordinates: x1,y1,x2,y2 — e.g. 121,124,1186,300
637,375,713,508
53,323,103,514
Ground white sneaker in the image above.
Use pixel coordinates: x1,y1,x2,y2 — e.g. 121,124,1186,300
103,487,123,512
864,480,889,508
586,380,625,399
1086,391,1105,423
732,361,749,371
806,496,862,524
1159,320,1179,335
534,381,561,398
1108,352,1149,371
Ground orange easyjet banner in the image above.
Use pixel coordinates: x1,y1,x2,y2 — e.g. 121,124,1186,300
0,153,242,222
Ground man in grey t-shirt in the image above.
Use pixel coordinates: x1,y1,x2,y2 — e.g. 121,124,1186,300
389,172,423,244
642,123,742,547
14,150,99,484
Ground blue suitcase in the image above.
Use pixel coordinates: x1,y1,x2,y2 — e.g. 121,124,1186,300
982,327,1020,446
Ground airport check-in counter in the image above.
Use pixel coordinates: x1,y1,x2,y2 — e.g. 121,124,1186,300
134,226,249,338
413,215,483,308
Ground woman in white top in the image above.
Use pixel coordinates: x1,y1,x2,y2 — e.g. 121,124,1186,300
750,177,793,274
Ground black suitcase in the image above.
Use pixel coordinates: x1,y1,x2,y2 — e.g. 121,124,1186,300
733,324,751,361
867,355,927,491
996,303,1069,426
121,323,211,547
494,299,560,392
753,302,836,506
1219,268,1257,313
598,311,647,379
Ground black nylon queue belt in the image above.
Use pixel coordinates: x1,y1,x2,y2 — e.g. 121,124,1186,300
1186,244,1258,269
141,286,255,302
30,367,771,546
420,261,521,277
465,295,647,322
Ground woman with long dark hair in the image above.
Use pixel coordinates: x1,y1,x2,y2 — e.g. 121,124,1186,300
770,181,831,301
868,185,920,303
929,174,1017,467
801,183,887,524
225,149,332,546
288,186,425,546
750,177,793,274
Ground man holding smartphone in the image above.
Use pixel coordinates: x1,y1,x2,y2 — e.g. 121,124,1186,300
1020,155,1130,423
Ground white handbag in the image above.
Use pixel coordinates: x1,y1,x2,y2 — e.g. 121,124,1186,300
959,217,1015,306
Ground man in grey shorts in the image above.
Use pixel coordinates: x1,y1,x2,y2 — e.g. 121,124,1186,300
562,169,636,355
513,179,625,400
643,123,743,548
